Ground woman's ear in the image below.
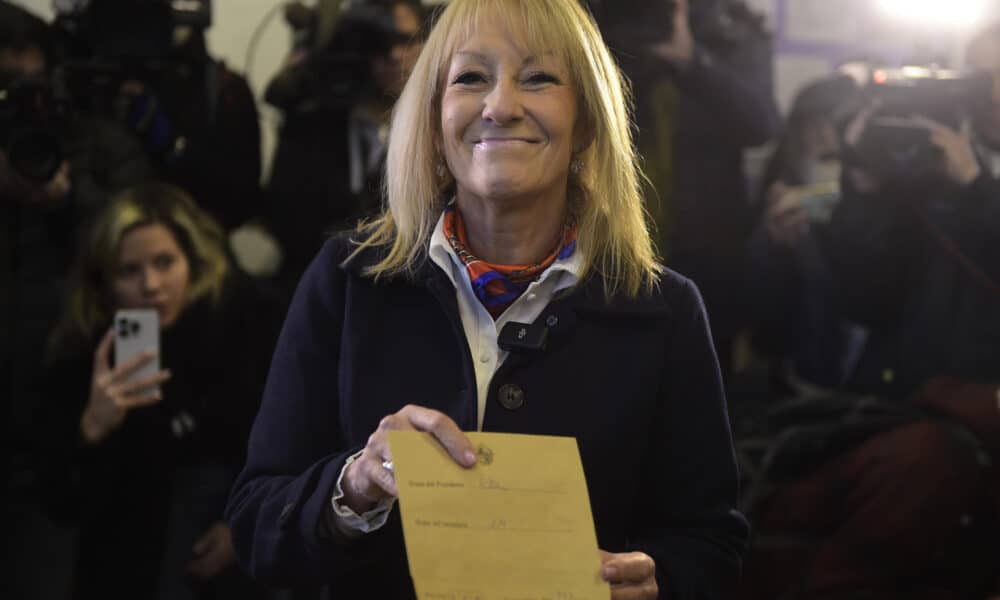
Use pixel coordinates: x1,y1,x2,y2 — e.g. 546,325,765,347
573,115,596,155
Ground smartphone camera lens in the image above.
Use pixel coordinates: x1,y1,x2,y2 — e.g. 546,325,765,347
118,318,130,338
131,321,141,335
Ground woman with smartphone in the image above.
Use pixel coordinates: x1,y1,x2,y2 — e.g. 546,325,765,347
39,183,282,600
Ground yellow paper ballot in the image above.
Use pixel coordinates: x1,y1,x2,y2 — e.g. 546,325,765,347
388,431,609,600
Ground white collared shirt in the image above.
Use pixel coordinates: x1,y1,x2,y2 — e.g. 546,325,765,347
330,210,583,536
427,209,583,430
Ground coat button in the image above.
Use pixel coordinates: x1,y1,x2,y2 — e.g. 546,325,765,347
497,384,525,410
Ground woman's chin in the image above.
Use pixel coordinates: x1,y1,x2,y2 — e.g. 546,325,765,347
464,178,551,205
158,308,182,330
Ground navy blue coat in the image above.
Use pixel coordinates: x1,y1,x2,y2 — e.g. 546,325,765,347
225,234,748,598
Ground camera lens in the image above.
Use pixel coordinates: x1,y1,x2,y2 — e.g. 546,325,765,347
131,321,141,335
118,318,129,337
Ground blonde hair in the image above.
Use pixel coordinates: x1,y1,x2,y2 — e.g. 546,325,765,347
55,183,229,344
350,0,661,298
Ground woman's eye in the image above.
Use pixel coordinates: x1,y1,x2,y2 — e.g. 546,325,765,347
154,254,175,270
524,72,560,85
453,71,487,85
117,264,140,279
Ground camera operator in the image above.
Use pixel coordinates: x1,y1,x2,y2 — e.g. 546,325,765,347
2,0,152,453
751,26,1000,599
52,0,263,233
743,75,863,393
2,2,153,597
265,0,427,291
589,0,780,378
833,34,1000,399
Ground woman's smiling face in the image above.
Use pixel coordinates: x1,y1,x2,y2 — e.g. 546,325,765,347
439,19,579,205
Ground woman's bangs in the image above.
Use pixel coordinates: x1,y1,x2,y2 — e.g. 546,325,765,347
437,0,576,77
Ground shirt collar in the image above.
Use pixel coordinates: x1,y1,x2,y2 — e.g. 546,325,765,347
428,208,583,293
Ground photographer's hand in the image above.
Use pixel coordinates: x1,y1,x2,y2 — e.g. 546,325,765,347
80,328,172,445
765,181,808,244
911,116,981,187
648,0,695,70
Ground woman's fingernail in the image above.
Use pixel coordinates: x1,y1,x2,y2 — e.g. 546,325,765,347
464,450,477,465
602,566,618,580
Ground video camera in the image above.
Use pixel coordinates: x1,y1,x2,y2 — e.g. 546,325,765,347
266,1,412,112
1,0,214,182
589,0,768,59
0,75,70,182
54,0,211,61
857,65,992,179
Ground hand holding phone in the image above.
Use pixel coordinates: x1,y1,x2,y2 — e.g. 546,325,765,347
765,181,809,244
79,310,173,445
794,181,841,224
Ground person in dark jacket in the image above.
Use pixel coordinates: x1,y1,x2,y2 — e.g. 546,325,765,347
225,1,747,598
749,25,1000,600
2,8,155,596
265,0,428,291
745,75,863,392
589,0,780,377
1,0,153,445
39,183,283,600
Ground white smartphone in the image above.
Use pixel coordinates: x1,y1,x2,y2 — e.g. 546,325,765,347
788,181,841,224
114,309,160,386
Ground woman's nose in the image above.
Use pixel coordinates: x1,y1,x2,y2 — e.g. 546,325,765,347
141,266,161,293
482,79,523,125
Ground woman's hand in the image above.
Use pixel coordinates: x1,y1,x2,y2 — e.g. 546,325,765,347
910,115,981,186
765,181,808,244
600,550,658,599
186,521,236,579
80,328,172,445
341,405,477,514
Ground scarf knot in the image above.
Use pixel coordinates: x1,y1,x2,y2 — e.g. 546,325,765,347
443,205,577,319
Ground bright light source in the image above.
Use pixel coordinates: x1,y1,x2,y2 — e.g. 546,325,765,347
878,0,988,29
901,66,932,79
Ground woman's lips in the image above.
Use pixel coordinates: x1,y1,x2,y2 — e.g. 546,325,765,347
473,138,538,149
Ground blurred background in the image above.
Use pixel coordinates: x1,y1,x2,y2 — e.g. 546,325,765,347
4,1,1000,599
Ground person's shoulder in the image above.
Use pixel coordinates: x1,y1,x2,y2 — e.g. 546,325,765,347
654,264,700,295
654,265,709,316
576,266,702,319
313,229,386,274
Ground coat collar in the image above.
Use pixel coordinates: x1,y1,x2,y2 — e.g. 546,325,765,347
336,232,673,321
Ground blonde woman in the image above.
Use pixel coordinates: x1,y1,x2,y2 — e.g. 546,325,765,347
227,1,746,598
41,183,281,600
